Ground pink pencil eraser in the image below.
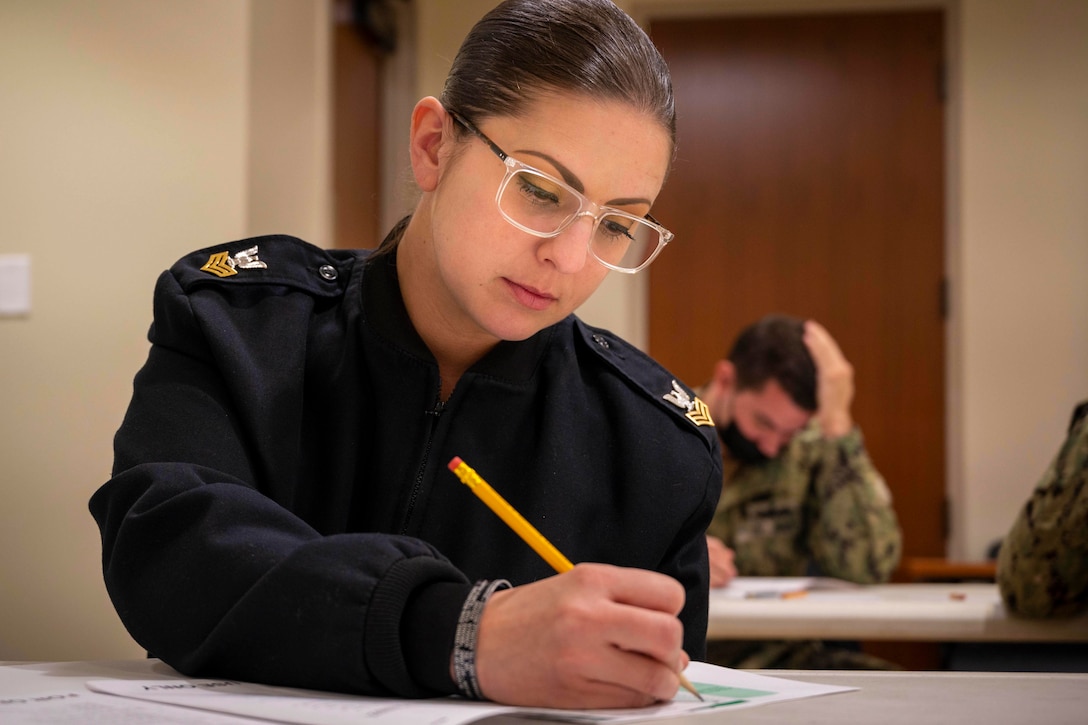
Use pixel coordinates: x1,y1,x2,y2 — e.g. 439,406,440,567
448,456,463,471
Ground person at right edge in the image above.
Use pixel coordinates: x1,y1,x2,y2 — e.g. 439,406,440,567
997,400,1088,618
700,314,904,669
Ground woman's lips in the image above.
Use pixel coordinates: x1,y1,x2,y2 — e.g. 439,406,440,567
504,278,556,311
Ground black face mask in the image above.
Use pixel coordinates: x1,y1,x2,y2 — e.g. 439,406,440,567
718,421,771,465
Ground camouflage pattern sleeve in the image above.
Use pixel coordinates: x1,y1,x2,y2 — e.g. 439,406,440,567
710,424,902,582
707,454,812,578
802,427,903,584
997,403,1088,618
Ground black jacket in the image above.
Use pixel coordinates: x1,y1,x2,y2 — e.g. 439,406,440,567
90,234,721,697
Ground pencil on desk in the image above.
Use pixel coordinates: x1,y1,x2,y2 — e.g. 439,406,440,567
447,456,703,702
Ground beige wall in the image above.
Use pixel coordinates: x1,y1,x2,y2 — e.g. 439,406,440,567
0,0,330,661
956,0,1088,558
247,0,332,242
0,0,1084,661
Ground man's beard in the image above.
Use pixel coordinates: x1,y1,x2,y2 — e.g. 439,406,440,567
718,421,771,464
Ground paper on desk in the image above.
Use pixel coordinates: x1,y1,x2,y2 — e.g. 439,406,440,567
87,661,855,724
0,687,258,724
715,576,861,599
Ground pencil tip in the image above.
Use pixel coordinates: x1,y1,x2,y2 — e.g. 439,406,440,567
679,673,702,700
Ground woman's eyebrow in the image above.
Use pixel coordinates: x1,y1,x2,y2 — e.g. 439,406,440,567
516,149,580,189
516,148,652,207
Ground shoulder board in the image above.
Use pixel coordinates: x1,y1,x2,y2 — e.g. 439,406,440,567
574,319,717,437
171,234,356,298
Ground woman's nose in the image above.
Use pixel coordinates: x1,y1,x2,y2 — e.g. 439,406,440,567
540,215,593,273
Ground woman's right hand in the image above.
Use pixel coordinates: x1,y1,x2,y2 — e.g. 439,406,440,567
472,563,689,708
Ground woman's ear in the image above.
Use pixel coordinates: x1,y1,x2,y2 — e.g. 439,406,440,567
409,97,448,192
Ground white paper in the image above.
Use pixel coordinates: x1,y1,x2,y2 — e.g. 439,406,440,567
0,687,257,724
712,576,866,600
714,576,815,599
86,662,855,724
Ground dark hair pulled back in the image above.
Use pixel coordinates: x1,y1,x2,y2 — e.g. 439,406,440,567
440,0,676,154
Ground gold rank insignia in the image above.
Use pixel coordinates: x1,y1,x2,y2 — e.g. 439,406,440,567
662,379,715,428
200,245,269,278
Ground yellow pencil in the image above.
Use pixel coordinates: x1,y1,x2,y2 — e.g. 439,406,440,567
447,456,703,702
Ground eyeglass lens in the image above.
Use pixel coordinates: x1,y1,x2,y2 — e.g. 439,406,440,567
499,168,662,271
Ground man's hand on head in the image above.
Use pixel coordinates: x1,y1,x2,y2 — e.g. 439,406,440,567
803,320,855,439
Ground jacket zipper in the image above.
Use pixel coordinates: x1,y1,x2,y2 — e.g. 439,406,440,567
399,397,446,535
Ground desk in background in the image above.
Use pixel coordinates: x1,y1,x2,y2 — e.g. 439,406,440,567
707,581,1088,643
897,556,997,582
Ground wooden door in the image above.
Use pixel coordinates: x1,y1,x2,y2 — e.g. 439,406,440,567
648,11,947,562
333,10,382,249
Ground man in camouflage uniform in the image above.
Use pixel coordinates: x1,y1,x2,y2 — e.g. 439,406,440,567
997,400,1088,618
699,314,903,669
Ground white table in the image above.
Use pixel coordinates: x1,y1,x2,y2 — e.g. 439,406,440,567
1,660,1085,724
707,581,1088,642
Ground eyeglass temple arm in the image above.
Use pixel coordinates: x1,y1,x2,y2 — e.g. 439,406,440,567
447,109,509,163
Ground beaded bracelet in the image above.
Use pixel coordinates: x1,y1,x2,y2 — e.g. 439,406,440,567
452,578,511,700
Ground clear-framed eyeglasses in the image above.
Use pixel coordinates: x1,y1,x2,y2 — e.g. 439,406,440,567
447,109,674,274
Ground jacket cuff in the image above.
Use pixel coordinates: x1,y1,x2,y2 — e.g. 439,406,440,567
404,580,476,694
363,556,469,697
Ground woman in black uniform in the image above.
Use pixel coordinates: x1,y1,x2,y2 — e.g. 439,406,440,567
90,0,720,709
